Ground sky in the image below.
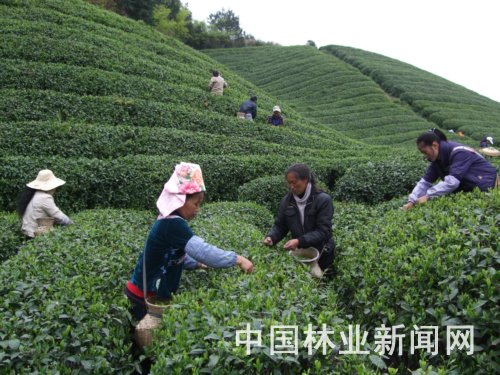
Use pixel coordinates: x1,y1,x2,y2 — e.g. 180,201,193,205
186,0,500,103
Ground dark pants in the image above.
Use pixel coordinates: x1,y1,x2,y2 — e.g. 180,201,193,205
318,246,335,278
124,286,147,321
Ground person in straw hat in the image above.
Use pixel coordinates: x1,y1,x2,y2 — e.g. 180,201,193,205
267,105,284,126
18,169,73,238
125,162,253,321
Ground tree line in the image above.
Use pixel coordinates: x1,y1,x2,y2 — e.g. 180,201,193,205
85,0,276,49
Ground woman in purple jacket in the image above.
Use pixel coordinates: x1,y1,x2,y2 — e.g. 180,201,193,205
402,129,498,211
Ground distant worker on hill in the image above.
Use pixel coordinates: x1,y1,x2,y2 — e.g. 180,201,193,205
480,136,494,148
237,95,257,121
208,70,227,96
402,129,499,211
267,106,284,127
18,169,74,238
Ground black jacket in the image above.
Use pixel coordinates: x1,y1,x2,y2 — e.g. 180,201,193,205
267,189,335,252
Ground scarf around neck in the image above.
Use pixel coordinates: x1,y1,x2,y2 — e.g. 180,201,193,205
293,182,312,226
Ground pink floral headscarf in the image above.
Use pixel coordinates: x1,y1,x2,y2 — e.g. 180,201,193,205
156,162,206,219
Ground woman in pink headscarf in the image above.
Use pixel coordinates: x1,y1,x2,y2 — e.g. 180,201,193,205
125,162,253,320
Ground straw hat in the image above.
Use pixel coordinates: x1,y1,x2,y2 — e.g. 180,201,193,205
26,170,66,191
273,105,281,113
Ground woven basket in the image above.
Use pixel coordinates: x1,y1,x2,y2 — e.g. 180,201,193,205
135,298,171,350
479,147,500,157
34,226,52,237
36,217,55,227
145,297,171,317
134,313,162,350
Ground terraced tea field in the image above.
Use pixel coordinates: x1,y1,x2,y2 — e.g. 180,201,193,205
0,0,498,373
321,45,500,142
205,46,435,145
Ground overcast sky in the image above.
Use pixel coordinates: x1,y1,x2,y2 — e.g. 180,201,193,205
186,0,500,103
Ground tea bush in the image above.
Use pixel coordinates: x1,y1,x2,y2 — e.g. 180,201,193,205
0,154,350,212
205,46,433,145
238,175,332,214
0,209,153,373
0,121,351,161
194,201,274,233
0,212,23,263
150,206,380,374
333,158,426,204
321,45,500,142
238,176,289,213
0,89,357,153
1,0,498,373
334,190,500,373
0,202,279,373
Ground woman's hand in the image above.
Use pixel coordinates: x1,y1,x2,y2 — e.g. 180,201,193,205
416,195,429,205
236,255,254,273
263,237,273,246
197,262,208,270
284,239,299,251
401,202,414,211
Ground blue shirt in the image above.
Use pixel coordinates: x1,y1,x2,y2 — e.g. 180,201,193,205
239,100,257,119
267,114,284,126
130,216,237,298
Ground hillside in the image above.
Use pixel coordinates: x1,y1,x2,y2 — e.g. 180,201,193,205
321,45,500,142
0,0,387,213
206,45,499,149
0,0,498,374
204,46,434,146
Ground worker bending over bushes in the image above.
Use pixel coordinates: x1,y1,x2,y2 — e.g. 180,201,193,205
403,129,499,210
263,164,335,278
18,169,73,239
125,162,253,321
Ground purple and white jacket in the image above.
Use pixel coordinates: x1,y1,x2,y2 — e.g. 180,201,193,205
408,141,497,203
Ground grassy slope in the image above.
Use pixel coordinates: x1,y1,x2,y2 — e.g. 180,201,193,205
0,0,399,213
204,46,437,146
321,45,500,142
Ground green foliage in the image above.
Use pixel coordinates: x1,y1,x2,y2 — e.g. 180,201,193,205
152,4,189,40
149,204,376,374
0,154,349,212
0,212,23,263
205,46,434,145
334,190,500,373
208,8,242,37
0,209,153,373
194,201,274,233
238,176,288,213
321,45,500,142
116,0,156,24
333,158,426,204
238,175,334,214
1,1,498,373
0,121,354,161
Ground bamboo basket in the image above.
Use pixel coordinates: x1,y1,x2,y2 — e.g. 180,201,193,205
479,147,500,157
134,297,171,350
34,217,55,236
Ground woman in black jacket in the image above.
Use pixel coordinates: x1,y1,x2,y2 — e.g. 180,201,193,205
263,164,335,277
